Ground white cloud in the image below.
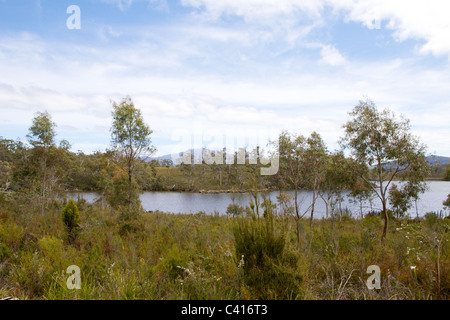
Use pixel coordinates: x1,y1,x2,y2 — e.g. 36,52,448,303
100,0,134,11
100,0,169,11
181,0,324,22
2,2,450,156
181,0,450,58
332,0,450,58
317,44,347,66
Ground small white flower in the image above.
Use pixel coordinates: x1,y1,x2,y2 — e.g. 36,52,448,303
238,255,245,268
410,266,416,270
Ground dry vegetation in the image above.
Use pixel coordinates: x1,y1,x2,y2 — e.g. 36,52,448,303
0,192,448,300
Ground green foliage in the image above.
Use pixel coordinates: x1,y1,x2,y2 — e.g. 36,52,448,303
106,167,139,209
110,97,156,208
0,101,448,300
341,98,429,243
26,111,58,215
226,203,244,216
424,212,439,225
233,213,302,299
111,97,154,155
444,194,450,211
62,199,80,243
0,160,11,191
388,183,412,218
38,236,64,264
27,111,56,149
0,196,449,300
0,242,12,260
444,165,450,181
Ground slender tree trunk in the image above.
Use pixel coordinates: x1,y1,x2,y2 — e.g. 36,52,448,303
381,199,388,245
296,219,301,250
360,200,363,219
415,199,418,219
320,194,330,219
41,149,47,215
128,164,132,211
294,187,301,249
310,188,316,228
128,140,134,211
294,187,299,218
378,160,388,245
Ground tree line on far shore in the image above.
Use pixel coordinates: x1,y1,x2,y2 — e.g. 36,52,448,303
1,97,449,244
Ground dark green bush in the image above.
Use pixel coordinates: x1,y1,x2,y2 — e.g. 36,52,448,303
233,214,302,299
226,203,244,216
62,199,80,243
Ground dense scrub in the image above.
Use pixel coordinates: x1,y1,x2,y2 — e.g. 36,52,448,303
0,193,448,300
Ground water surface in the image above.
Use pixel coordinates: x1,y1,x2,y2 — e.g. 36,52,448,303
68,181,450,218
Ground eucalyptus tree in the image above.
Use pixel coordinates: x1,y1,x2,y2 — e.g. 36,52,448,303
277,130,305,216
444,164,450,181
110,97,155,210
0,138,24,192
443,194,450,212
319,151,363,219
27,111,57,215
161,159,173,185
277,131,312,247
0,161,10,192
388,183,412,218
341,98,429,244
302,132,328,226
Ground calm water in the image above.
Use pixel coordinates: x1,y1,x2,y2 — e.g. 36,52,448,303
68,181,450,218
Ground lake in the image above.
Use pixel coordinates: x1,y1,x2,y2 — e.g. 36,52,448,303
68,181,450,218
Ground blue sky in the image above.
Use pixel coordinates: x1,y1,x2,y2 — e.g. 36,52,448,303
0,0,449,157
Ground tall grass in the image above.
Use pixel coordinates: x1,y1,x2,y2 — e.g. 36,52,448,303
0,193,448,299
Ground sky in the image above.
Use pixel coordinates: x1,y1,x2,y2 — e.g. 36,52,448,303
0,0,449,157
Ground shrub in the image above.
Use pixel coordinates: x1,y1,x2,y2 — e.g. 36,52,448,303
226,204,243,216
424,212,439,227
0,242,12,261
233,214,302,299
62,199,80,243
443,194,450,211
37,236,64,265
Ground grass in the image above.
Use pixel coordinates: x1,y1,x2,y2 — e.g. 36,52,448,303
0,193,449,300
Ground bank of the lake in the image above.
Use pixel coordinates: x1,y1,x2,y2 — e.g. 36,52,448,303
68,181,450,217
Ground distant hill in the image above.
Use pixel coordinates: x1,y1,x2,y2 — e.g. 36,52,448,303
148,153,175,162
145,148,224,164
374,155,450,172
426,155,450,166
146,149,199,164
146,148,253,165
